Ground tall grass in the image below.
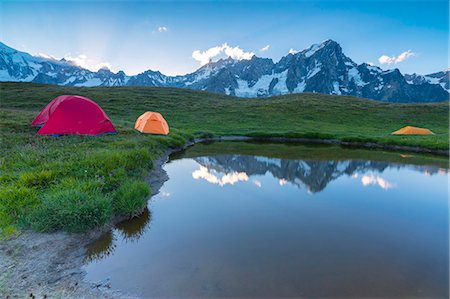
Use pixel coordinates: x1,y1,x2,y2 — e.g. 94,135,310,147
0,82,448,237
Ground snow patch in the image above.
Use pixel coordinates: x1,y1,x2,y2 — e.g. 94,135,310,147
307,64,321,79
234,69,289,97
294,81,306,93
255,156,282,168
298,161,311,176
303,43,325,58
336,161,350,172
348,67,366,87
332,81,341,95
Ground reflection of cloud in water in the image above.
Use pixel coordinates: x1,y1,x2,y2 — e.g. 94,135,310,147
253,179,262,187
192,155,438,193
192,166,248,186
438,168,449,175
354,173,395,190
85,207,152,262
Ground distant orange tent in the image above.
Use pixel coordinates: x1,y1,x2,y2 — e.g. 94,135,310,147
391,126,434,135
135,112,169,135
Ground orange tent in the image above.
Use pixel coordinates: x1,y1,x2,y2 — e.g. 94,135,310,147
135,112,169,135
391,126,434,135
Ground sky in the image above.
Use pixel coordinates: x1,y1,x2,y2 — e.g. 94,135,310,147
0,0,448,76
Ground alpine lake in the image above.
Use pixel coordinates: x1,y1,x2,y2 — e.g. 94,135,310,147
83,141,449,298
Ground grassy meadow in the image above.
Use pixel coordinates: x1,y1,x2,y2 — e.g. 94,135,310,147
0,82,448,237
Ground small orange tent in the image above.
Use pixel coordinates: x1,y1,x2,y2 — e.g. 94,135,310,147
391,126,434,135
135,112,169,135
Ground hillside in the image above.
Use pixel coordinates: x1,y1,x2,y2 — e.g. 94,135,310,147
1,82,448,149
0,82,448,236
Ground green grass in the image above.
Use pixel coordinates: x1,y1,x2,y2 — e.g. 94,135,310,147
0,82,448,236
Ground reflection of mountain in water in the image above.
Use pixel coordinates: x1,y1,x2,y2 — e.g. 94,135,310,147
194,155,442,193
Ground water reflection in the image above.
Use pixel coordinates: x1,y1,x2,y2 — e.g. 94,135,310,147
355,173,395,190
83,143,448,298
85,207,151,262
193,155,442,193
86,152,446,263
192,166,249,186
85,231,116,263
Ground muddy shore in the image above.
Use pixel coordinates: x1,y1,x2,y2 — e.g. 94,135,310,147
0,146,177,299
0,136,447,298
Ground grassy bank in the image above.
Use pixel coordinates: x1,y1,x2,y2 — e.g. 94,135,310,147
0,82,448,236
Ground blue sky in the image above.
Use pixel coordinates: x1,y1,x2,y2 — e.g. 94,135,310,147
1,0,448,75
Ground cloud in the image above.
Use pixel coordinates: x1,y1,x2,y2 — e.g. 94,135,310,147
157,26,168,33
358,174,395,190
253,180,262,187
192,43,254,65
64,54,112,72
288,48,299,54
378,50,415,65
36,52,56,60
260,45,270,52
192,166,249,186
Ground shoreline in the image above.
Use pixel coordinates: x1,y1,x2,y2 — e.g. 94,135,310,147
0,146,178,299
197,135,449,156
0,137,447,298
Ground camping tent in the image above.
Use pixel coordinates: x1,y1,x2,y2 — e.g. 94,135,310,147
134,111,169,135
32,95,116,135
391,126,434,135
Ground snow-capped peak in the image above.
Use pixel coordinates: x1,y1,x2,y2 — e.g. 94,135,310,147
0,40,447,102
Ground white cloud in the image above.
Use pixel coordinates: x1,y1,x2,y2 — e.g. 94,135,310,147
192,45,223,65
36,52,56,60
192,166,248,186
64,54,112,72
253,179,262,187
360,174,395,190
157,26,168,33
378,50,415,65
260,45,270,52
288,48,299,54
192,43,254,65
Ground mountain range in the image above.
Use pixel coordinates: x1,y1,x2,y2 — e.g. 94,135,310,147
1,40,448,102
194,155,442,193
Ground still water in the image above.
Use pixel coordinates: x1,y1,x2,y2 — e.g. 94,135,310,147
84,142,449,298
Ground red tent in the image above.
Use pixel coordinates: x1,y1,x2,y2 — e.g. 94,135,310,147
32,95,116,135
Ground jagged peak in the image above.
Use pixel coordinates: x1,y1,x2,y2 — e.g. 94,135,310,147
0,40,447,102
98,66,111,72
381,68,403,77
322,39,338,45
296,39,342,58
